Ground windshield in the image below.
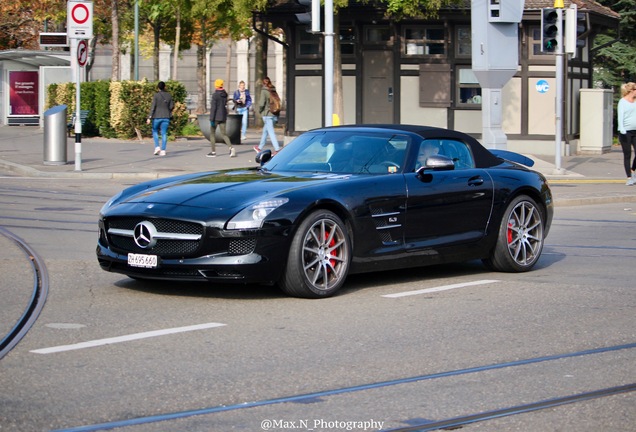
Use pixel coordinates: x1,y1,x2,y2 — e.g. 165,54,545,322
263,130,411,175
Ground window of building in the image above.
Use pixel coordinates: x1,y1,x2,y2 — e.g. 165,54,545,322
530,26,544,58
364,26,391,44
340,25,356,56
456,67,482,106
297,28,321,57
403,26,446,56
456,26,471,57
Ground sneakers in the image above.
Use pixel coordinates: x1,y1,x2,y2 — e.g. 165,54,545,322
241,135,247,141
253,146,261,153
154,147,161,155
627,177,634,186
230,147,236,158
206,152,216,158
159,150,166,156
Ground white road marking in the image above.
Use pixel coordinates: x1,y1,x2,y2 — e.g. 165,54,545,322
30,322,226,354
382,279,500,298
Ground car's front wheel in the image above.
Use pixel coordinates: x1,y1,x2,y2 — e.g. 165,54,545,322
279,210,351,298
483,195,545,272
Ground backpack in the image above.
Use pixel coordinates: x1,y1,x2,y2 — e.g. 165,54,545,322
268,88,281,116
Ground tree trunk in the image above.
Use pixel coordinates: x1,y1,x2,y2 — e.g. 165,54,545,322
172,8,181,81
254,19,268,127
153,23,161,82
225,42,232,89
196,43,207,113
110,0,120,81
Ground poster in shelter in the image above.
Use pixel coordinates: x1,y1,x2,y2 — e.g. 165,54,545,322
10,71,39,116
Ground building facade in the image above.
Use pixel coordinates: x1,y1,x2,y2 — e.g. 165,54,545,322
261,0,619,155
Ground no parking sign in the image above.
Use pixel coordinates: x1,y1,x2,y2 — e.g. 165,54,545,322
67,1,93,39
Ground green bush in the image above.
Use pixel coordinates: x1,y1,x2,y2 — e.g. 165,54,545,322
46,79,188,139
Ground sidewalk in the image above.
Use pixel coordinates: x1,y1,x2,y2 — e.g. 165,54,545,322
0,125,635,206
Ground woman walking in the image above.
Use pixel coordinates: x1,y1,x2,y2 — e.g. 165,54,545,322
617,82,636,186
146,81,174,156
254,77,281,154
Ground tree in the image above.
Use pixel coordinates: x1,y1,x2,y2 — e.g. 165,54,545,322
0,0,65,49
593,0,636,88
190,0,251,113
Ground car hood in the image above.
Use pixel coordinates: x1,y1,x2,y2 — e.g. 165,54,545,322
118,170,347,210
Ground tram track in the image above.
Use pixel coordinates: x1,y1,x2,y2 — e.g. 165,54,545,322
0,226,49,360
52,342,636,432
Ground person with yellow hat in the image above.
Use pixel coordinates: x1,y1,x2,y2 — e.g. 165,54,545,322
208,79,236,158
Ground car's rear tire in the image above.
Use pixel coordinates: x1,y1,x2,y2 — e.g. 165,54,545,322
483,195,545,272
279,210,351,298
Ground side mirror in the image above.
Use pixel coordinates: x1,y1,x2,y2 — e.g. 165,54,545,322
416,155,454,178
256,149,272,166
424,154,455,171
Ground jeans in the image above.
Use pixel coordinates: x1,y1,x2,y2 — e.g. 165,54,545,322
152,118,170,150
258,116,280,151
237,107,249,137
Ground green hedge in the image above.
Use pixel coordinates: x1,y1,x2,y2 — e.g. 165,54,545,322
46,79,188,139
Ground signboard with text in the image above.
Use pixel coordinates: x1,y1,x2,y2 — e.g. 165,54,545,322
39,33,69,48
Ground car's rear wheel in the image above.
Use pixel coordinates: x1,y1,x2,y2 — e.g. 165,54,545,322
483,195,544,272
279,210,351,298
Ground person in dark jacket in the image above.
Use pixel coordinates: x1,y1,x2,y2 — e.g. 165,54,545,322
208,79,236,158
146,81,174,156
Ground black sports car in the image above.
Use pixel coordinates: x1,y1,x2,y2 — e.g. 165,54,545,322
97,125,553,298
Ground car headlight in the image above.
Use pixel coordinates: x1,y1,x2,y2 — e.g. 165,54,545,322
227,198,289,229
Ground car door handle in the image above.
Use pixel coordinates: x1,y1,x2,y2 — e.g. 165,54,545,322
468,176,484,186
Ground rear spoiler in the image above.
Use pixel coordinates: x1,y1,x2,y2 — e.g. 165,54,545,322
489,150,535,168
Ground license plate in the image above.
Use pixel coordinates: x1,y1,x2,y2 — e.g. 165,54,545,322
128,253,158,268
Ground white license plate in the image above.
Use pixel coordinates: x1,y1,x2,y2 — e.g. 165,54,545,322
128,253,158,268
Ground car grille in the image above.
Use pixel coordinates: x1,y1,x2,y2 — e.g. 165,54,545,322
105,217,204,257
103,217,258,258
228,238,257,255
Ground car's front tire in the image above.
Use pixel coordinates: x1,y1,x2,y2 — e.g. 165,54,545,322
279,210,351,298
483,195,545,272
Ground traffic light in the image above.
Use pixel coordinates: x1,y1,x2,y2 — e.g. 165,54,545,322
295,0,321,33
540,8,559,54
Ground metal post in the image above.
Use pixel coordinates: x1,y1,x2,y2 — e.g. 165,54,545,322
134,0,139,81
554,8,565,174
72,49,83,171
324,0,333,127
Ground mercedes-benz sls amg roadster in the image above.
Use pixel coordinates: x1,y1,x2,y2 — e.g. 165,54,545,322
97,125,553,298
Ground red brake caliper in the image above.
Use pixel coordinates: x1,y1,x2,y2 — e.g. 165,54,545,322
507,220,514,244
326,232,336,270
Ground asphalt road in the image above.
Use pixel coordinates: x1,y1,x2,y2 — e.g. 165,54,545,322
0,178,634,432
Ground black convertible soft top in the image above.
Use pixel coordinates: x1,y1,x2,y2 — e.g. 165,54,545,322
317,124,504,168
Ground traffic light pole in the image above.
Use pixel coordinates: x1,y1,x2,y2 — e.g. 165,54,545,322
324,0,333,127
554,8,565,174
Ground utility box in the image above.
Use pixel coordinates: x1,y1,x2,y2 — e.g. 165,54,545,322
43,105,68,165
579,89,613,154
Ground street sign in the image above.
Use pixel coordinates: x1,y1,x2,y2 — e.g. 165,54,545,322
67,1,93,39
39,33,69,48
77,40,88,67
